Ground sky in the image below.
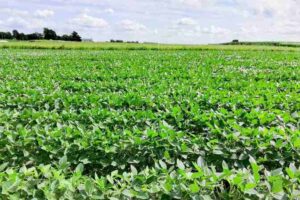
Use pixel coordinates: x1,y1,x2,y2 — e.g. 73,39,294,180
0,0,299,44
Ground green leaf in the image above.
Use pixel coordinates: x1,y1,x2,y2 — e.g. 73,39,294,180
197,156,205,168
245,183,256,190
212,149,224,155
75,163,84,174
164,182,173,192
272,178,283,193
122,189,134,198
147,129,158,138
59,156,69,170
249,156,260,183
85,179,94,195
131,165,138,175
159,160,167,169
177,159,185,170
2,181,14,194
0,162,9,172
293,138,300,148
285,168,294,179
202,195,212,200
106,175,114,184
189,183,200,193
222,160,228,170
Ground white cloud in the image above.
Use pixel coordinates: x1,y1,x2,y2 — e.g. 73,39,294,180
71,14,108,29
34,9,54,18
170,16,230,38
176,17,197,26
120,20,146,32
179,0,215,8
240,25,259,34
0,8,48,30
80,8,90,13
7,17,28,28
0,8,29,17
242,0,294,17
236,0,300,23
79,8,114,15
5,16,45,30
104,8,114,14
201,25,230,35
235,0,300,39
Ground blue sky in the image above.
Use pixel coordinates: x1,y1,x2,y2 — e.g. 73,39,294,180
0,0,299,44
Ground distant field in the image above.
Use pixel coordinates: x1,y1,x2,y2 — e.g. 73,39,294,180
223,41,300,48
1,40,300,51
0,47,300,199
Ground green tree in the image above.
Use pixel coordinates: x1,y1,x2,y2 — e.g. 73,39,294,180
0,32,13,39
12,30,20,40
70,31,81,41
43,28,57,40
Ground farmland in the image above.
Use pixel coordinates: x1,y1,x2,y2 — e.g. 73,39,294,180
1,40,300,51
0,46,300,199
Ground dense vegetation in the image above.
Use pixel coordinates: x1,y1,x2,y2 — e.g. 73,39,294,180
0,48,299,199
0,28,81,41
1,40,300,52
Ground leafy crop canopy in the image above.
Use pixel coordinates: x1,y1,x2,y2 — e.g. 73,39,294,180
0,49,299,199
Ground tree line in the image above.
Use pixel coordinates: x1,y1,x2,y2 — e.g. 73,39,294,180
0,28,82,41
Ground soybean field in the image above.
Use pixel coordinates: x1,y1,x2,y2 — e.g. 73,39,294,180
0,48,300,199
